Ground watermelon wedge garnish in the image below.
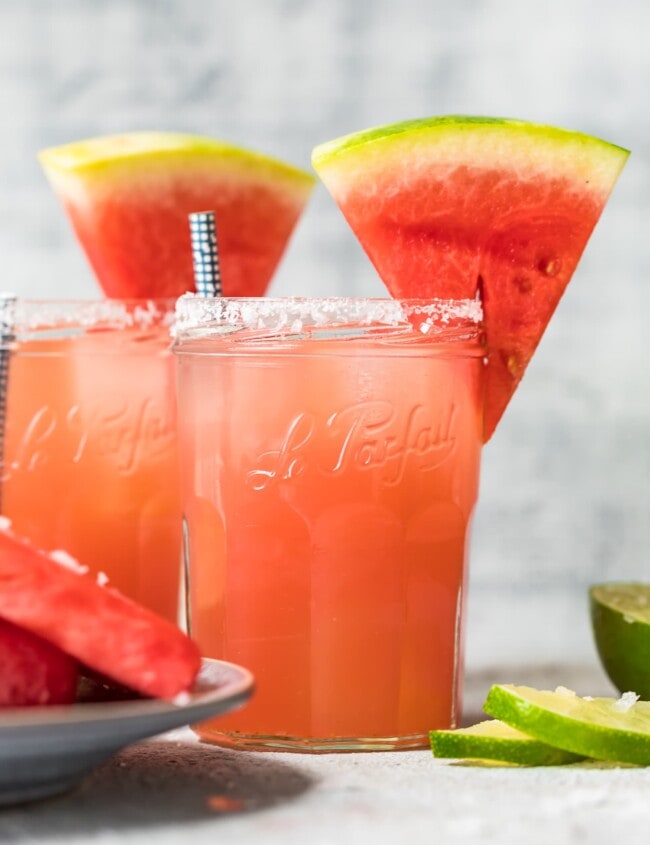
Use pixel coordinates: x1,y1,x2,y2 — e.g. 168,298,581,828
0,527,201,700
39,132,316,298
312,116,629,440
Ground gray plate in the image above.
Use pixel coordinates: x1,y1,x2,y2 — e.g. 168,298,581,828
0,658,254,806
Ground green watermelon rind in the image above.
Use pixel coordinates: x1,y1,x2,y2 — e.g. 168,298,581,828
312,115,629,169
40,132,316,193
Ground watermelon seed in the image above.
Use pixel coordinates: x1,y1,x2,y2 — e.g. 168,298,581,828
538,257,560,277
502,351,521,377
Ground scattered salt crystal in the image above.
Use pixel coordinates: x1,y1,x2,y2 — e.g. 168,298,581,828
613,691,639,713
0,516,11,532
583,696,594,702
623,614,636,624
96,571,109,586
173,692,191,706
555,686,576,697
50,549,89,575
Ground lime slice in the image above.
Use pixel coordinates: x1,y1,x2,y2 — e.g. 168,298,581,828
484,684,650,765
590,583,650,699
429,719,584,766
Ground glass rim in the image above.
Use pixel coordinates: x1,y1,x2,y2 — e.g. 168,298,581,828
0,295,176,335
173,293,483,339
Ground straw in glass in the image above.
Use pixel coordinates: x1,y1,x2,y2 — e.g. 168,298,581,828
182,212,221,632
0,294,16,511
189,211,221,297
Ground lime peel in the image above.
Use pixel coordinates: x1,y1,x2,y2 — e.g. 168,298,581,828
484,684,650,766
590,583,650,699
429,718,585,766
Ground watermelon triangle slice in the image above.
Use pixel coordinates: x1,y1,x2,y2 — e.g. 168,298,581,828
40,132,316,299
312,116,629,441
0,528,201,700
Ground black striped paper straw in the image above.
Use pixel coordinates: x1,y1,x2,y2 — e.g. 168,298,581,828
189,211,222,297
0,294,16,511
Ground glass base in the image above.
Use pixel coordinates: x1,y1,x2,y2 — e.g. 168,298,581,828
193,726,431,753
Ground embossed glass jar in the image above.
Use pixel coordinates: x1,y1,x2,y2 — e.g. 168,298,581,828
0,299,181,622
173,295,484,751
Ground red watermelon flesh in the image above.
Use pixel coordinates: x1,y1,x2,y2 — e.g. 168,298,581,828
0,617,78,707
39,133,316,299
0,528,201,700
312,117,629,440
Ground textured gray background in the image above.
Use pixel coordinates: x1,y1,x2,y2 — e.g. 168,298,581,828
1,0,648,675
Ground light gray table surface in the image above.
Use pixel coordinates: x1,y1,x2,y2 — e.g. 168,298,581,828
1,663,649,845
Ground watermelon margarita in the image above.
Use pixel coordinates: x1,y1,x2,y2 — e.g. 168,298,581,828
0,300,181,623
174,295,483,750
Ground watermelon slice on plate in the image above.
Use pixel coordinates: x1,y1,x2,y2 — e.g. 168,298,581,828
0,527,201,700
39,132,316,298
0,618,78,707
312,116,628,440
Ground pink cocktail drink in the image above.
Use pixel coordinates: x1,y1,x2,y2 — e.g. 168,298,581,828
174,296,484,750
1,300,181,623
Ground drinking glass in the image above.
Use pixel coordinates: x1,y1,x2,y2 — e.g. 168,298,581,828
173,295,484,750
0,298,181,623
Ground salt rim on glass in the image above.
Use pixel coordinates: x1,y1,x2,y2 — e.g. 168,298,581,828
6,299,175,335
172,293,483,340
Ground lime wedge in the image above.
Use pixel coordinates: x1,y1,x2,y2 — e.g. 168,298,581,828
590,583,650,699
484,684,650,765
429,719,584,766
